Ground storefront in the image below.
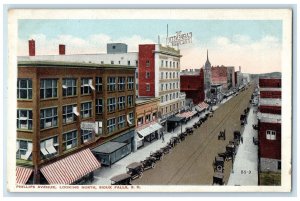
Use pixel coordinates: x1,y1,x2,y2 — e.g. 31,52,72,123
167,116,185,132
92,130,135,166
136,122,162,148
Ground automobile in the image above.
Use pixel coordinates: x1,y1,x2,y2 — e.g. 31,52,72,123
141,157,156,170
213,156,225,172
212,172,224,185
178,132,186,141
226,144,236,160
218,129,226,140
110,173,132,185
234,130,241,145
160,145,172,155
169,136,181,147
186,127,194,135
126,162,144,180
150,150,164,161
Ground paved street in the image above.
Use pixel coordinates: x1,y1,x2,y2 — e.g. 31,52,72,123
133,85,254,185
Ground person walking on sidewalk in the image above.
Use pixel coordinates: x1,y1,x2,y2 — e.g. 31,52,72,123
161,132,165,143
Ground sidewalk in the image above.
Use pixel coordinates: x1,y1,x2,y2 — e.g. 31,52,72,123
227,106,258,186
89,110,209,185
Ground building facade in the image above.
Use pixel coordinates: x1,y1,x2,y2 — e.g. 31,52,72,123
211,65,235,92
17,57,136,184
180,68,205,104
257,78,281,173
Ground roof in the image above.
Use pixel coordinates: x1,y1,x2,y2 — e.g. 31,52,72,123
18,60,136,70
110,173,131,182
257,112,281,123
126,162,143,169
92,141,127,154
135,97,160,105
167,116,185,122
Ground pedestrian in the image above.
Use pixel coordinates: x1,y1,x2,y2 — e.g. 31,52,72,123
162,132,165,143
241,136,243,144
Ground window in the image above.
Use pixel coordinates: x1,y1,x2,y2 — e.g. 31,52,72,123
146,84,150,91
169,83,172,89
96,99,103,114
40,136,58,159
40,79,57,99
101,61,104,64
166,72,168,79
173,62,175,67
17,109,32,130
146,72,150,79
107,77,116,92
161,60,164,67
176,82,179,89
169,61,172,67
111,61,114,64
118,61,121,64
112,45,116,49
165,83,168,90
165,107,168,113
137,117,144,126
161,72,164,79
81,102,92,118
173,83,175,89
176,92,179,98
152,112,157,120
95,77,102,92
146,60,150,67
17,79,32,99
107,118,116,133
173,93,175,99
127,77,134,90
266,130,276,140
161,84,164,91
177,72,179,78
278,161,281,170
169,94,172,100
173,72,175,79
81,130,93,143
177,62,179,68
145,114,151,123
128,60,131,66
63,130,77,151
118,77,126,91
81,78,92,95
129,112,134,123
169,72,172,79
62,79,76,96
135,60,138,66
62,104,77,124
127,95,134,107
161,96,164,103
165,95,168,101
165,61,168,67
118,96,126,110
107,97,116,112
16,140,32,160
40,107,57,129
118,115,126,129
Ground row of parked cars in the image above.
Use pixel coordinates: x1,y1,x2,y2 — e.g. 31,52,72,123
110,111,213,185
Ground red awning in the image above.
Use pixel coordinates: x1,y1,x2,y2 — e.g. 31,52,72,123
176,111,197,118
198,102,209,110
16,166,33,184
40,149,101,184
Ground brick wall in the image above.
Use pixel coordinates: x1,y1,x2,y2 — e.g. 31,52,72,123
180,68,205,104
211,67,228,90
259,106,281,114
259,78,281,88
260,91,281,98
258,122,281,160
138,44,156,97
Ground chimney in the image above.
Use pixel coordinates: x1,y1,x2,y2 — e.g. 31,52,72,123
59,44,65,55
28,39,35,56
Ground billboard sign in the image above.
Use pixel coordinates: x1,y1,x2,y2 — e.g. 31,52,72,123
167,31,192,46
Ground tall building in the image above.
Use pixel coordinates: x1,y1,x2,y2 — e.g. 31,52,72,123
257,78,281,173
204,50,212,99
138,44,183,130
16,41,136,184
211,65,236,92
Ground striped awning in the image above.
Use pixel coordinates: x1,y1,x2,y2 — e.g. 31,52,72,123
197,102,209,111
40,149,101,184
137,123,162,138
16,166,33,184
176,111,197,118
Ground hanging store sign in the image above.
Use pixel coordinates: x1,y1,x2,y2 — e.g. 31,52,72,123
167,31,192,46
80,122,96,131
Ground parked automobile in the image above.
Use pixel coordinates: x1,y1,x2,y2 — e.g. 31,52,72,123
150,150,164,161
212,172,224,185
186,127,194,135
126,162,144,179
213,156,225,173
141,157,156,170
110,173,132,185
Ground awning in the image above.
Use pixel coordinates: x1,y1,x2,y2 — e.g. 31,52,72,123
167,116,185,122
92,141,127,154
137,123,162,138
40,149,101,184
176,111,197,119
197,102,209,112
16,166,33,184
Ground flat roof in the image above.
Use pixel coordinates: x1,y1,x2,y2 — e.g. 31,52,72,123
18,60,136,70
136,97,160,105
92,141,127,154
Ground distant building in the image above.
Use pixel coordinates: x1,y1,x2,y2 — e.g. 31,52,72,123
107,43,128,54
203,50,212,100
257,78,281,173
180,68,205,104
211,84,223,103
211,65,236,92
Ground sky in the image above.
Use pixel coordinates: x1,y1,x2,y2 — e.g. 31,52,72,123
18,19,283,74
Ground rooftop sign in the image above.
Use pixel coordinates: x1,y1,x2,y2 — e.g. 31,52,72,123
167,31,192,47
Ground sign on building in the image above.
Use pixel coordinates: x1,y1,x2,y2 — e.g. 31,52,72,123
167,31,192,46
80,122,96,131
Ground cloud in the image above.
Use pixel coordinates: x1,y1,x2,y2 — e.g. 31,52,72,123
180,35,282,74
18,34,155,56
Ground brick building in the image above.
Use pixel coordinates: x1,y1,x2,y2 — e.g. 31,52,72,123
180,68,205,104
135,97,161,149
211,65,236,92
257,78,281,173
16,41,136,184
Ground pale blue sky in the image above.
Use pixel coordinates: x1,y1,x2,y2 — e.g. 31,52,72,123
18,19,283,73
